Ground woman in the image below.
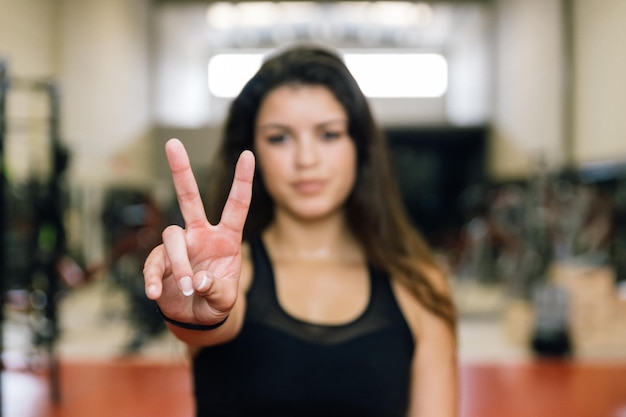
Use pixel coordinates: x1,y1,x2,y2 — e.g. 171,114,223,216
143,44,457,417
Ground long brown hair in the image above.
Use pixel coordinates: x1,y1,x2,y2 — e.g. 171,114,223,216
207,43,456,331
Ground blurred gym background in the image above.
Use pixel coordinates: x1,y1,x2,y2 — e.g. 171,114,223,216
1,0,626,416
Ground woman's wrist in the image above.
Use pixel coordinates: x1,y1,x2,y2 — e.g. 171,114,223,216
156,305,229,331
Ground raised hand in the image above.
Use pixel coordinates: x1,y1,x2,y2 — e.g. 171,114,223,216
143,138,255,326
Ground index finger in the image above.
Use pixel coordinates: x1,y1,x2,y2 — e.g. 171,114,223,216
165,138,209,229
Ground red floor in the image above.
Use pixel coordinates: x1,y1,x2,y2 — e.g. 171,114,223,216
459,361,626,417
3,359,626,417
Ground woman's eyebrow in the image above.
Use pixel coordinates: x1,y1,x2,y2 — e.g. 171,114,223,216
316,118,348,128
256,123,289,131
257,118,348,131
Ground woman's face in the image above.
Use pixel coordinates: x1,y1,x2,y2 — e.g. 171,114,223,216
254,84,357,221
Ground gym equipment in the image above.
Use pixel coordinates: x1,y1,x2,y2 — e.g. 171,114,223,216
0,58,70,407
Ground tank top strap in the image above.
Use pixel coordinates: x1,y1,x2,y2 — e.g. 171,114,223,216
246,236,276,314
248,237,272,288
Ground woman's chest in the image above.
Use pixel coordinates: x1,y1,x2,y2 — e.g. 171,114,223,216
272,260,370,326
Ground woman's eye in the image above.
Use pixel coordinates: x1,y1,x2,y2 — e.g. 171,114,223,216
267,134,287,144
321,131,342,140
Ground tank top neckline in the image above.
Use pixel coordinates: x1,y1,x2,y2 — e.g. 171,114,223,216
252,236,377,330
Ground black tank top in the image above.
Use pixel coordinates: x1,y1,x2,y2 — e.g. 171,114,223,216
192,237,414,417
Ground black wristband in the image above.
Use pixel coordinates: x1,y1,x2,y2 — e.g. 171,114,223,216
156,305,229,331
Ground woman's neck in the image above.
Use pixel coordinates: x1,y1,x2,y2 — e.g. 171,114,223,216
263,211,363,263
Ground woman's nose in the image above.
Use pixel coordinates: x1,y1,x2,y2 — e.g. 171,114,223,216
294,135,319,167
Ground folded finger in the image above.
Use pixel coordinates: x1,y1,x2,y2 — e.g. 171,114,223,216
162,224,195,297
143,245,167,300
192,271,238,314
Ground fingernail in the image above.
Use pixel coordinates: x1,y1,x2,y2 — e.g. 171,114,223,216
179,276,194,296
146,285,158,299
198,274,209,291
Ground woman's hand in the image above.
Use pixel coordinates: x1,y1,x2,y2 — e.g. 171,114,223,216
143,138,255,327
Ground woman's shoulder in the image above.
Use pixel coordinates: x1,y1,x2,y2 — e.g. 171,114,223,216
390,261,452,341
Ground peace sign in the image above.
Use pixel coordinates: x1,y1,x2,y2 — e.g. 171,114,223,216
143,138,255,328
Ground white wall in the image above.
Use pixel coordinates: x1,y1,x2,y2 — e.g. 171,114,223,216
153,3,213,128
491,0,565,180
0,0,58,182
58,0,152,187
0,0,57,78
491,0,626,180
574,0,626,166
446,3,493,127
0,0,153,187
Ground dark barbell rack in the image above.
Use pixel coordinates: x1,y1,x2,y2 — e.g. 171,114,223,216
0,59,69,409
0,57,7,417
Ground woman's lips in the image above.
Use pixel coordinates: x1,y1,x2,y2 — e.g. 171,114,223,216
292,180,325,194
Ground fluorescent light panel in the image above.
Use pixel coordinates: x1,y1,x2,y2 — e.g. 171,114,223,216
208,52,448,98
